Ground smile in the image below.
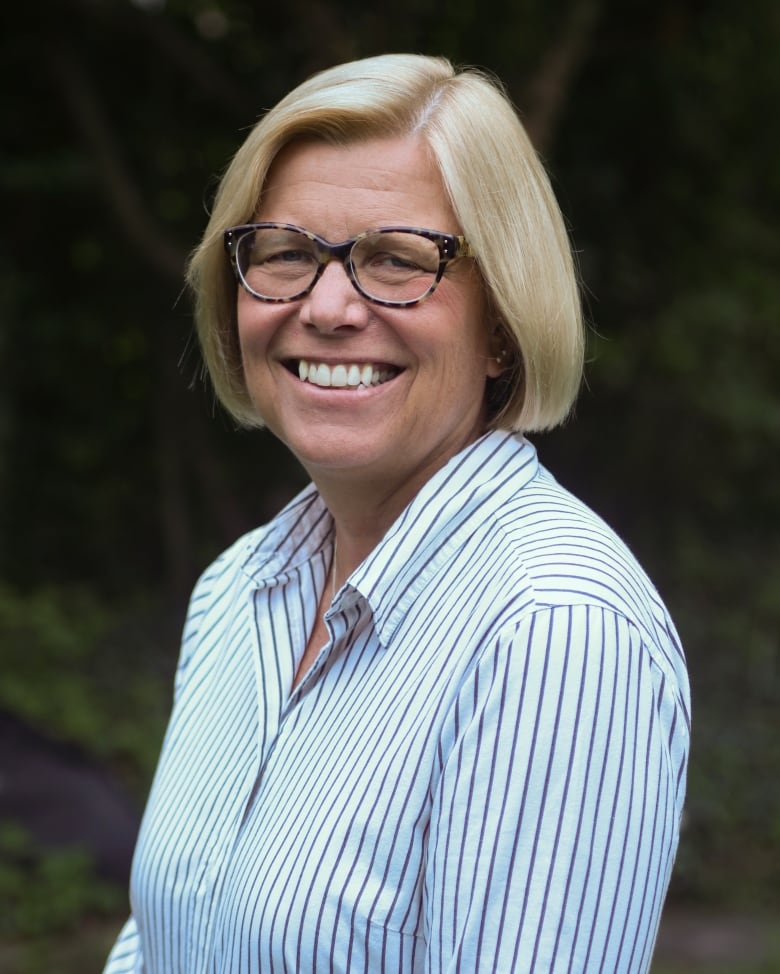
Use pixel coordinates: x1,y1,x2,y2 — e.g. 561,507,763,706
294,359,401,389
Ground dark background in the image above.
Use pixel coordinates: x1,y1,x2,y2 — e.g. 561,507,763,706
1,0,778,968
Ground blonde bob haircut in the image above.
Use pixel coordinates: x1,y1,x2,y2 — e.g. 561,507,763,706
187,53,584,432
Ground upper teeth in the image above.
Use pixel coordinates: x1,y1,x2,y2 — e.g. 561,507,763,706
297,360,397,388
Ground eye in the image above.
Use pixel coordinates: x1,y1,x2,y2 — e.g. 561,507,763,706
354,232,441,279
367,251,424,272
240,230,319,280
250,244,317,269
259,247,316,266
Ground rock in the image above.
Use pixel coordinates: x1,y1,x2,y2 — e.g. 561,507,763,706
655,908,777,968
0,710,140,884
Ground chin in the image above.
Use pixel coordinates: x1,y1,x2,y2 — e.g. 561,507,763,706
285,427,397,478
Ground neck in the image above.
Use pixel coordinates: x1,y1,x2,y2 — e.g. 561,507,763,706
318,474,416,587
326,508,391,591
304,420,491,586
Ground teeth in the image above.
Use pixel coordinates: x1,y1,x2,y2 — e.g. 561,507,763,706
297,360,397,389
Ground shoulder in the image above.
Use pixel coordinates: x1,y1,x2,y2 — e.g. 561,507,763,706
185,523,273,623
186,482,325,619
482,462,685,682
495,465,657,606
170,525,274,695
175,483,325,678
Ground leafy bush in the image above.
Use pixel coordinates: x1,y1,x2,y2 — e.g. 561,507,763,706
0,584,175,794
0,822,122,939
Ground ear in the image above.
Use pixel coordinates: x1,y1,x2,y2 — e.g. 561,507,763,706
486,324,511,379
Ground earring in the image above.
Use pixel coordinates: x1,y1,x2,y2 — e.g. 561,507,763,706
495,348,509,366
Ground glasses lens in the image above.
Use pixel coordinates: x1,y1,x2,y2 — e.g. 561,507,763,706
352,231,440,303
236,227,319,299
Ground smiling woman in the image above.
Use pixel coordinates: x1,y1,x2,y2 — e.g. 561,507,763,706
232,135,499,523
103,54,690,974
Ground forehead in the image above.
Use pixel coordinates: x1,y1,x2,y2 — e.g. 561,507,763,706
255,135,460,236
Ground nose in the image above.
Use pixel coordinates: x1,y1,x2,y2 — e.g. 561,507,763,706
299,260,370,332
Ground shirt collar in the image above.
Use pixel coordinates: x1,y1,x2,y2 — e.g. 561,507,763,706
238,484,334,588
351,431,538,647
238,431,538,647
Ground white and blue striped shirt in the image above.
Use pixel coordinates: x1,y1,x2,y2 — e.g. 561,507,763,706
104,431,690,973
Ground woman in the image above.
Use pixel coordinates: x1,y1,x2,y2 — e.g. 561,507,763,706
104,54,689,973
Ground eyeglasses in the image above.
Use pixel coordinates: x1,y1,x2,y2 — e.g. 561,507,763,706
223,222,473,308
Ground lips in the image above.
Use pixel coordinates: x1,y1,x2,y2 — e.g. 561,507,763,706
294,359,401,389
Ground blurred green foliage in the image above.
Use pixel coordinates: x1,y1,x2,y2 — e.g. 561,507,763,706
0,585,173,794
0,822,122,940
0,820,120,972
1,0,778,962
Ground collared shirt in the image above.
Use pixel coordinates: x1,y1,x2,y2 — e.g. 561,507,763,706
103,431,690,974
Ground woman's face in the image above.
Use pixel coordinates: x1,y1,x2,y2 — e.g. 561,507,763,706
236,134,502,503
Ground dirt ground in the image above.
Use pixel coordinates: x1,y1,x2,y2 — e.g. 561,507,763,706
654,909,779,969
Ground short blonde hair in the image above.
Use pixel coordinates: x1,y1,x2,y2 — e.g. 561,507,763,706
187,53,584,432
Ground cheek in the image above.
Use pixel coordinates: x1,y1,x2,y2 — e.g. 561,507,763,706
236,298,278,358
428,330,492,400
236,294,256,350
444,276,492,355
447,302,493,380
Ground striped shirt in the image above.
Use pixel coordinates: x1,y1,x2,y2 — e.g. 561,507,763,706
103,431,690,974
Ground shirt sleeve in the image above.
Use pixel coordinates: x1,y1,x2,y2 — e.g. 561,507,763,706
102,915,143,973
100,567,214,974
425,603,689,974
